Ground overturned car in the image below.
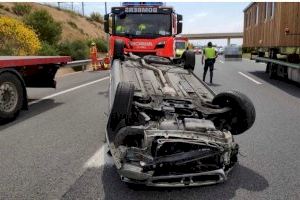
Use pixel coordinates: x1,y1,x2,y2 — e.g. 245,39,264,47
106,47,255,187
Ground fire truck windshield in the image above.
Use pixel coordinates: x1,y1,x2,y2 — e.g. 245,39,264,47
175,41,186,49
114,13,171,37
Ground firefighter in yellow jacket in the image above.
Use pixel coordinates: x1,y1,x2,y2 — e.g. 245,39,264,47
90,42,99,71
201,42,218,84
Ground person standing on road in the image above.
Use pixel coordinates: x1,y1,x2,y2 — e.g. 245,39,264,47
202,42,218,84
90,42,99,71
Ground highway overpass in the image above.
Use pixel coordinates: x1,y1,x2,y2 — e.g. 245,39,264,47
179,32,243,46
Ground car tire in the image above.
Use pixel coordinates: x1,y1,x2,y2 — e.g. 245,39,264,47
182,50,195,70
212,90,256,135
113,40,125,61
108,82,134,132
0,72,24,123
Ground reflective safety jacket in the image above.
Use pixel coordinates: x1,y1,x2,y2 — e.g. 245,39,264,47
138,24,146,31
116,25,125,33
90,46,97,54
204,47,216,59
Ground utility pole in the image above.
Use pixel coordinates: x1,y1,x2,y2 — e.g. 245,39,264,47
105,2,109,44
82,2,84,16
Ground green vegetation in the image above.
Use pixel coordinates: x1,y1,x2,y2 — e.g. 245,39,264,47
12,3,32,16
0,16,41,55
87,38,108,52
0,4,108,58
56,39,108,60
24,9,62,44
88,12,103,23
58,40,89,60
38,42,58,56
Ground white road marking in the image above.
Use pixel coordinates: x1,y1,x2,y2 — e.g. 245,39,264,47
29,76,109,105
238,72,263,85
84,144,113,168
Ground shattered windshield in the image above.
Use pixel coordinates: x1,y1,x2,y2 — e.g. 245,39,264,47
114,13,171,37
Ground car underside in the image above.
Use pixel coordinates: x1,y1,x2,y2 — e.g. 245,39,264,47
106,47,255,187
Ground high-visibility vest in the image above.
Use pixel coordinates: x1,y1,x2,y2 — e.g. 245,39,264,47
90,46,97,54
116,25,125,32
204,47,216,59
138,24,146,31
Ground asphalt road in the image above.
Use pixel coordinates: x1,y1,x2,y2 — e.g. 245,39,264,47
0,56,299,200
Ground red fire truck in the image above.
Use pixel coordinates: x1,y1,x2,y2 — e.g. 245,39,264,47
0,56,71,122
104,2,183,59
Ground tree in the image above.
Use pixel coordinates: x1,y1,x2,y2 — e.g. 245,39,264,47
0,16,41,55
24,9,62,44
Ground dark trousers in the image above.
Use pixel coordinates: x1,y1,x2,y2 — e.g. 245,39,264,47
203,59,215,83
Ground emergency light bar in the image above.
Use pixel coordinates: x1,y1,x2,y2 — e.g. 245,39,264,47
122,2,165,6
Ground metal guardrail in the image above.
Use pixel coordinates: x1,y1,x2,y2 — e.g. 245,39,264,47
62,58,103,71
255,57,300,69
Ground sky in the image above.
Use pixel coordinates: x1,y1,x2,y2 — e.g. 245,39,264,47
48,2,249,46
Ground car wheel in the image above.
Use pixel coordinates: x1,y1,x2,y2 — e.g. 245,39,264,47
182,50,195,70
212,90,256,135
0,72,24,122
108,82,134,132
113,40,125,61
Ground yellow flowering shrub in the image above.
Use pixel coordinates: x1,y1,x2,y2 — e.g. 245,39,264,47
0,16,41,55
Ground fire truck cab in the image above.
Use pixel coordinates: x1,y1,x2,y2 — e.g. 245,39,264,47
104,2,183,59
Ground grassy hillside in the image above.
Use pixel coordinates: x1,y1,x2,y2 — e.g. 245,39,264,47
0,2,106,42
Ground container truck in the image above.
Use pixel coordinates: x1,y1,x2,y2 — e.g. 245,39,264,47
243,2,300,82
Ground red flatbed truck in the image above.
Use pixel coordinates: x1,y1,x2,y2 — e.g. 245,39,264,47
0,56,71,122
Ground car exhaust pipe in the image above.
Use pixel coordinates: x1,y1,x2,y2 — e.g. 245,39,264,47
140,59,176,96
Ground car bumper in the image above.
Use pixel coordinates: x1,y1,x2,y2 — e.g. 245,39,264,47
119,168,232,187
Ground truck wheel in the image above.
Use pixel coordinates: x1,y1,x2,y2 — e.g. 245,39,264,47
0,73,24,122
212,90,256,135
265,63,270,73
258,51,265,57
113,40,125,61
108,82,134,132
268,63,277,79
182,50,195,70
